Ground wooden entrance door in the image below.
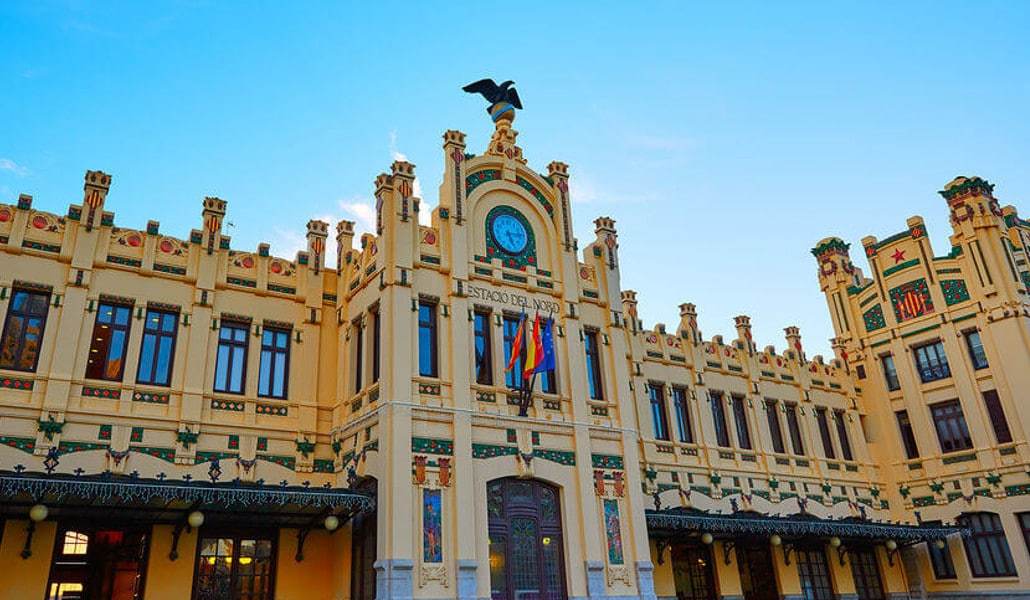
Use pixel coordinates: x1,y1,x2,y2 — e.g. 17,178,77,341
487,478,567,600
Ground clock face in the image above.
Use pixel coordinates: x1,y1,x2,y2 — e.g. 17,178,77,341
491,213,528,254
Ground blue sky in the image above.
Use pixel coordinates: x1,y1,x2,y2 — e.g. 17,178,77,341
2,1,1028,356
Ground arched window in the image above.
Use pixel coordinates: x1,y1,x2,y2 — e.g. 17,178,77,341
959,512,1016,577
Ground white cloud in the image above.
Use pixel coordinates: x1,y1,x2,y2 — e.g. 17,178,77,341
0,159,29,177
388,129,425,200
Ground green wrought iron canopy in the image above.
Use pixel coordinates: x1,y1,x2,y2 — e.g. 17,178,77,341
0,470,375,528
646,507,966,543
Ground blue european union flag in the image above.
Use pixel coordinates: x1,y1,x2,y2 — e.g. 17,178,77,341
535,318,556,373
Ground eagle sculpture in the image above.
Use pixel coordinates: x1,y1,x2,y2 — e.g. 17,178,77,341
462,78,523,114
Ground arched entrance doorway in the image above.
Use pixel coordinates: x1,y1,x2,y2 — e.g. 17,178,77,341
487,478,567,600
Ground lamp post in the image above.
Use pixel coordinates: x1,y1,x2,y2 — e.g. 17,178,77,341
21,504,48,559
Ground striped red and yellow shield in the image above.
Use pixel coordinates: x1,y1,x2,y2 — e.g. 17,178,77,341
85,189,102,209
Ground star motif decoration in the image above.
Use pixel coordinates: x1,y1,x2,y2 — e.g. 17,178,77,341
891,248,906,264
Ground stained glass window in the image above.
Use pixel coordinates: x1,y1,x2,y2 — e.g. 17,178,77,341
0,289,51,372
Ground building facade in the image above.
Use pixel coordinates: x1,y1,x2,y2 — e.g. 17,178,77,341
0,104,1025,600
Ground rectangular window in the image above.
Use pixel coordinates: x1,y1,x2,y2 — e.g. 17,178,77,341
0,288,50,372
46,527,150,600
965,330,989,370
503,316,523,390
982,390,1012,444
960,512,1017,578
731,395,751,449
880,355,900,391
538,320,557,394
85,302,133,381
672,386,693,443
258,327,289,399
895,410,920,459
795,546,834,600
418,301,438,377
649,383,670,441
834,409,854,461
766,400,786,454
371,308,381,384
914,341,951,383
194,534,275,599
924,520,957,579
1018,513,1030,571
930,400,973,453
816,408,836,459
785,403,805,455
353,320,364,393
850,547,885,600
474,310,493,385
214,322,249,394
710,391,730,448
584,329,604,400
136,308,178,386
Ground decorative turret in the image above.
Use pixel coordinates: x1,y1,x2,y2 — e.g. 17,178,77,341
679,303,699,344
547,161,573,252
784,326,805,362
734,315,754,353
201,196,226,255
441,130,468,225
621,290,639,331
811,237,860,339
335,220,355,270
306,219,329,275
82,170,112,232
940,176,1003,229
594,217,619,271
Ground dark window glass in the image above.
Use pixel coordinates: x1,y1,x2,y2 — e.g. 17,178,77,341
880,355,900,391
46,527,150,600
193,534,275,600
785,404,805,455
959,512,1016,578
136,308,178,386
965,330,988,370
816,408,836,459
649,383,670,441
834,410,854,461
731,395,751,449
418,301,438,377
795,546,833,600
1018,514,1030,574
538,320,557,394
766,400,786,454
982,390,1012,444
895,410,920,459
214,322,249,394
924,520,957,579
856,364,866,379
474,311,493,385
258,327,289,399
914,341,951,383
371,309,380,384
930,400,973,453
672,386,693,443
584,330,604,400
710,392,730,448
670,543,715,600
850,547,885,600
503,316,523,390
0,289,50,372
85,302,132,381
353,321,364,393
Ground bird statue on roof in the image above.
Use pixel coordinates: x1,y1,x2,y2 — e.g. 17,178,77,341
463,78,523,124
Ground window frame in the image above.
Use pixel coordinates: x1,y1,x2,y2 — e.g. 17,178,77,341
671,386,693,443
473,310,493,386
371,307,381,384
959,512,1017,578
964,329,989,370
257,326,290,399
85,301,134,382
981,389,1012,444
648,382,670,441
785,403,805,455
895,409,920,459
214,321,250,395
583,328,604,400
503,315,523,391
0,288,51,372
192,529,279,600
710,391,731,448
417,300,439,378
924,520,957,580
136,307,179,387
930,400,974,454
816,407,836,460
353,319,364,393
913,340,951,383
795,545,834,600
834,409,854,461
765,399,786,454
730,395,752,450
880,354,900,392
